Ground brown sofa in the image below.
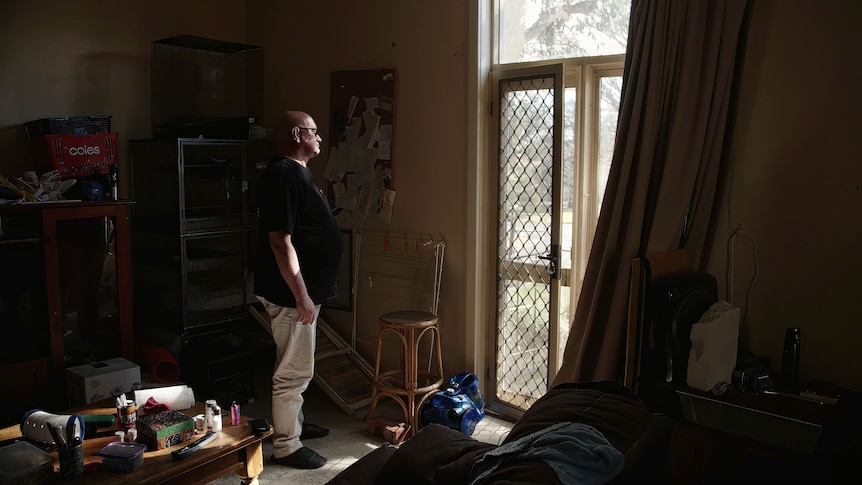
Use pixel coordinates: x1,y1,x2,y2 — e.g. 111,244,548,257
327,381,674,485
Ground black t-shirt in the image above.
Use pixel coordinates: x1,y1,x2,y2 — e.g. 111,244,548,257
253,157,343,307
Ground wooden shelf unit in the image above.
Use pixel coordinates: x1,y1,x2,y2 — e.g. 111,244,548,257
0,200,135,420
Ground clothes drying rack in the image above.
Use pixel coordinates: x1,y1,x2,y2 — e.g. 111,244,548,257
352,230,446,369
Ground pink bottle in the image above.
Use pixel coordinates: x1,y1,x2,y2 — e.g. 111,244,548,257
230,401,241,426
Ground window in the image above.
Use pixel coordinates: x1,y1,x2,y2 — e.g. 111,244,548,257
491,0,630,383
496,0,630,64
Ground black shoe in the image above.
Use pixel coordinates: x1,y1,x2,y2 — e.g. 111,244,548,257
300,423,329,440
271,447,327,469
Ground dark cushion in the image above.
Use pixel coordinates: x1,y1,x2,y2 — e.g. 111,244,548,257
326,445,396,485
377,424,496,485
469,460,560,485
504,380,671,484
328,381,669,485
505,381,653,454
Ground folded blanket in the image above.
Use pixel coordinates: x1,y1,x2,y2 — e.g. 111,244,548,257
469,421,624,485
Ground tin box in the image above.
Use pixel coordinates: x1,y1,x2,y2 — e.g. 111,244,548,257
136,410,195,451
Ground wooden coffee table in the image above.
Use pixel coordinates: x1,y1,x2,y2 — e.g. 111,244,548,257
0,400,273,484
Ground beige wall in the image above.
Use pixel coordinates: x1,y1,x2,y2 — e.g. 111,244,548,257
0,0,248,193
707,0,862,390
0,1,473,375
245,1,471,373
1,0,860,391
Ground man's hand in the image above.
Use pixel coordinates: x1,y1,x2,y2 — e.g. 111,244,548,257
296,294,316,324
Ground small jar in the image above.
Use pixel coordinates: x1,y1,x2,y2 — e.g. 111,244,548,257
194,414,206,433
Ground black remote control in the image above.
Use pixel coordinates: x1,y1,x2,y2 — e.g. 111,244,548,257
171,431,219,460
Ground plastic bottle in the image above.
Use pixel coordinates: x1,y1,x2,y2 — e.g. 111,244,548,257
109,164,119,200
211,405,223,431
231,401,241,426
204,399,217,429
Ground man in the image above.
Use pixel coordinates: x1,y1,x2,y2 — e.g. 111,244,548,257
253,110,343,469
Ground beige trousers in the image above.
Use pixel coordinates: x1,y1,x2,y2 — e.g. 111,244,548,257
256,296,320,458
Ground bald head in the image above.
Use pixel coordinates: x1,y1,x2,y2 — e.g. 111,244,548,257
274,110,321,164
275,111,309,134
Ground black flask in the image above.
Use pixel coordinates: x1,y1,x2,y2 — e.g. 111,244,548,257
780,327,801,391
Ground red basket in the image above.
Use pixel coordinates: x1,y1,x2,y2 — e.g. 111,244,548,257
31,132,118,178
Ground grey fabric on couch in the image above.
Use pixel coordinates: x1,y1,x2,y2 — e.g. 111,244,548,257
327,381,673,485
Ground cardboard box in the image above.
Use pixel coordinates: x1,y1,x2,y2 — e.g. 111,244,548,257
136,410,195,451
366,416,410,444
66,358,142,405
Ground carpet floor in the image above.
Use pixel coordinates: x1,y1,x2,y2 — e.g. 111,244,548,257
207,374,513,485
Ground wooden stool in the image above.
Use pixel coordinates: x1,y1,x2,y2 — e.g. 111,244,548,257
365,310,444,438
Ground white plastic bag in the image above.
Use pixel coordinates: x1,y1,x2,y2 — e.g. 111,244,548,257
687,301,740,391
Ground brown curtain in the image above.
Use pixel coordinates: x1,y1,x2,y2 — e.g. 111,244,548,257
552,0,749,386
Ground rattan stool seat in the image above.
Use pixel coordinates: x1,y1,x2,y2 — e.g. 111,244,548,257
365,310,444,439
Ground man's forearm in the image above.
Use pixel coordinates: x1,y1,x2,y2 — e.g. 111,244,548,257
269,231,310,303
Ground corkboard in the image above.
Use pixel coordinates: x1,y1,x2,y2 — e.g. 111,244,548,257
327,69,397,222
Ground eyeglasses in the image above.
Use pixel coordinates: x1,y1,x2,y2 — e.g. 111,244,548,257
297,127,320,135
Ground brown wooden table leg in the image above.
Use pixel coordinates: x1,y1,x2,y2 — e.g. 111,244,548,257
238,440,264,485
